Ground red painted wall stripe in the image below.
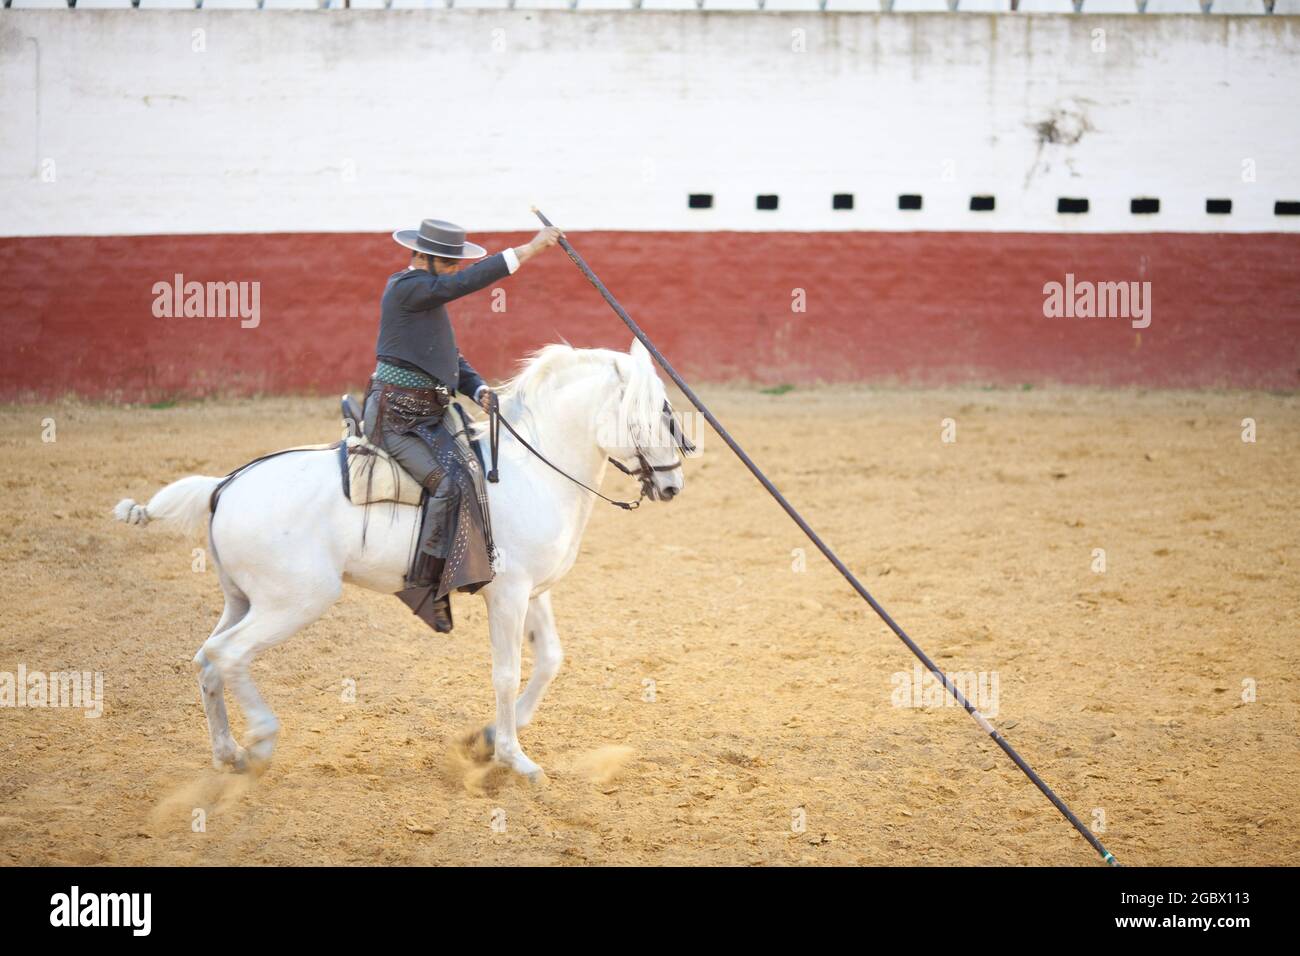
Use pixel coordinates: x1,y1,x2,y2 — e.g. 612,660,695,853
2,231,1298,401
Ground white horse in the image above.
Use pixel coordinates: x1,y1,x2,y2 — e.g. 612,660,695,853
115,340,688,781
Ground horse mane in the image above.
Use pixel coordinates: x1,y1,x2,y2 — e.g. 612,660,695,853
469,343,663,443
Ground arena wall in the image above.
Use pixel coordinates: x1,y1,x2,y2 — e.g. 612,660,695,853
2,12,1298,398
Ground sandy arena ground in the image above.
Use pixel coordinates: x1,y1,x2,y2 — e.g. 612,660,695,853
1,386,1297,866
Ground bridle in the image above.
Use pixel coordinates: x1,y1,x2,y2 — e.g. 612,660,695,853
487,396,691,510
607,450,678,503
606,400,695,499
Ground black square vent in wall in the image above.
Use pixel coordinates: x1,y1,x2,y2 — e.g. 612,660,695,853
898,194,922,211
1058,197,1089,214
1206,199,1232,215
1276,201,1300,216
833,193,854,210
688,194,713,209
1131,198,1160,214
756,195,779,211
970,195,995,212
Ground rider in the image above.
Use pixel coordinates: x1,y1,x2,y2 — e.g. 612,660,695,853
363,217,562,631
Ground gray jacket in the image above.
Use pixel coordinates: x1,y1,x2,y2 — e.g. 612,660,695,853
374,253,511,395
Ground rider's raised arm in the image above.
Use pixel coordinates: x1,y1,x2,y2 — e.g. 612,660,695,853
401,251,515,310
401,226,562,310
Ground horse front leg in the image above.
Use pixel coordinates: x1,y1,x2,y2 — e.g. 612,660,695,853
485,580,543,782
478,591,563,752
515,591,563,731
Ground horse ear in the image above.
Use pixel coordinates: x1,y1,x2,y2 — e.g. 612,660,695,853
630,337,652,367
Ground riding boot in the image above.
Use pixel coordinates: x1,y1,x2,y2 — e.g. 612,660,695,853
430,593,453,633
397,555,453,633
421,554,452,633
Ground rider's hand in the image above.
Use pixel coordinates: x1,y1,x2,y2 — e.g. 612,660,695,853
477,389,495,413
529,226,562,253
512,226,564,268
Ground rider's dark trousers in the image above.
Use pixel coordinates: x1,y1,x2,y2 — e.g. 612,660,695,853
362,383,495,599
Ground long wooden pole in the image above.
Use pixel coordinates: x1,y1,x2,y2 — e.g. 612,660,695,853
532,206,1119,866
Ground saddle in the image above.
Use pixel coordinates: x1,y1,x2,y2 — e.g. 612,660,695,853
338,393,485,508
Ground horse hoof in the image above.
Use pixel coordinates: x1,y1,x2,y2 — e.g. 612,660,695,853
526,769,548,788
244,754,272,778
458,726,495,763
213,745,248,772
243,737,276,776
491,746,543,783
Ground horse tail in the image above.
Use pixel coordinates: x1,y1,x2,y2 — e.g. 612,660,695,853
114,475,220,536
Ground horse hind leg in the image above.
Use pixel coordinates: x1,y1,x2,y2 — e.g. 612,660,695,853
193,581,250,771
201,588,337,775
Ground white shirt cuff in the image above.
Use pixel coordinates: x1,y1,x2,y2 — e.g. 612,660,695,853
473,384,488,402
502,247,520,274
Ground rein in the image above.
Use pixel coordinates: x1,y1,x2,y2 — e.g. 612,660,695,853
485,395,649,511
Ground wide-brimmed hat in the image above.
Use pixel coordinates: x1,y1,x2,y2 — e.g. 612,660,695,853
392,219,486,259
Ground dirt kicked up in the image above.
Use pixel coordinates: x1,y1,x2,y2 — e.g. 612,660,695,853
1,386,1297,866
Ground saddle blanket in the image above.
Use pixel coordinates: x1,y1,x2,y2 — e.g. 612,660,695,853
343,436,424,507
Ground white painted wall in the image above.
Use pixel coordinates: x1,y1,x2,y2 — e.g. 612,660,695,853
1,12,1297,236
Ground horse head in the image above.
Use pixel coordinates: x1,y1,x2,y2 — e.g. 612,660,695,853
597,339,693,503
